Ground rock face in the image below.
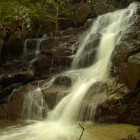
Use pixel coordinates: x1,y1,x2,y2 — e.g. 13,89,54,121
0,37,4,64
95,86,140,125
23,27,86,77
112,13,140,90
53,75,72,87
0,70,35,104
0,77,71,120
42,85,70,109
0,84,37,120
95,7,140,125
90,0,117,16
73,3,90,26
8,32,24,61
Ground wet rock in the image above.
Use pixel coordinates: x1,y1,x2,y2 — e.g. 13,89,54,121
59,15,73,30
112,41,140,90
1,70,35,88
90,0,117,16
95,82,140,125
73,4,90,26
7,31,24,61
0,83,22,104
84,19,93,28
111,8,140,90
32,55,50,74
79,82,107,121
53,76,72,87
40,20,56,35
0,37,4,64
42,86,70,109
0,84,37,120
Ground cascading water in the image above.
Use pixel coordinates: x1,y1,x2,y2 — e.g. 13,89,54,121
24,37,48,67
22,88,47,120
0,3,138,140
24,36,48,58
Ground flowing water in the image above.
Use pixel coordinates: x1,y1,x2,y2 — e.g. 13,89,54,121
22,88,47,120
24,36,48,61
0,3,139,140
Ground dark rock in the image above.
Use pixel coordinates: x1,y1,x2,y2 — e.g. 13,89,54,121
59,16,73,30
1,70,35,88
111,8,140,90
39,20,56,35
0,83,22,104
7,31,24,61
79,82,107,121
84,19,94,28
53,76,72,87
0,37,4,64
95,88,140,125
42,86,69,109
90,0,117,16
32,55,50,74
73,4,90,26
0,84,37,120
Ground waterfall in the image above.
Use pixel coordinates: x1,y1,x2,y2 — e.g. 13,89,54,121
22,88,47,120
48,3,137,122
24,36,48,58
0,3,138,140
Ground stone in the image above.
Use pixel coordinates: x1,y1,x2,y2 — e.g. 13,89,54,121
1,70,35,88
90,0,117,16
73,3,90,26
0,84,37,120
95,89,140,125
33,55,50,74
7,31,24,61
53,76,72,87
0,37,4,64
42,86,70,109
0,83,22,104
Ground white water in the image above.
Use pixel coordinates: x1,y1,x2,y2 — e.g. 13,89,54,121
24,37,48,58
0,3,138,140
22,88,47,120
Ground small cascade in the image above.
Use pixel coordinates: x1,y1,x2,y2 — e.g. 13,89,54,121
24,36,48,59
0,3,138,140
22,88,47,120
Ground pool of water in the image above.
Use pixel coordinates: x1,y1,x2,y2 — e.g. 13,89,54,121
0,121,138,140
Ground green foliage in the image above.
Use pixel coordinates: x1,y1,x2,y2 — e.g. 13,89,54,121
0,0,70,31
0,0,31,30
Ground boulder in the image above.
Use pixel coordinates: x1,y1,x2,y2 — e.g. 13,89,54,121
32,55,50,74
59,15,73,30
0,83,22,104
73,3,90,26
0,84,37,120
39,20,56,35
111,11,140,90
95,89,140,125
53,75,72,87
42,86,70,109
79,82,107,121
90,0,117,16
1,70,35,88
7,31,24,61
120,53,140,90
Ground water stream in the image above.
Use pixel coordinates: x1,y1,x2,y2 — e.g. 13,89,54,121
0,3,138,140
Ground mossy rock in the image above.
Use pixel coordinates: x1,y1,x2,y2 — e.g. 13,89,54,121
90,0,117,16
73,3,90,26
